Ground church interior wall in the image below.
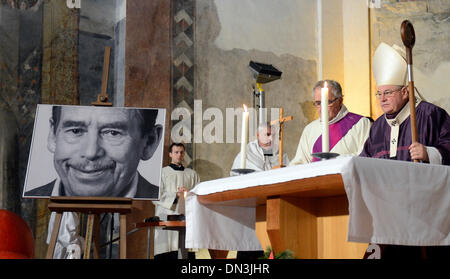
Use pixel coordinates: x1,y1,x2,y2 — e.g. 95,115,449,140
124,0,172,259
320,0,372,120
0,1,44,252
342,1,371,118
369,0,450,119
192,0,318,181
321,0,344,93
0,0,129,258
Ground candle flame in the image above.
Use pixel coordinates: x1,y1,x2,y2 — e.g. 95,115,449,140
184,191,187,199
243,104,248,112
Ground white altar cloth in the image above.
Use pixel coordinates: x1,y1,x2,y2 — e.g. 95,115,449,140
185,156,450,250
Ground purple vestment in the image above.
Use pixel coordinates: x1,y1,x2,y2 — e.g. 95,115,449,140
360,101,450,165
360,101,450,259
312,112,363,162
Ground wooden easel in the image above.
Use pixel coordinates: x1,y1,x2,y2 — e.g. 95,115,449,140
47,46,126,259
46,197,132,259
270,107,293,168
92,46,113,106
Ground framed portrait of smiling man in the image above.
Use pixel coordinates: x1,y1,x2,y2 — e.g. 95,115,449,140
23,104,165,200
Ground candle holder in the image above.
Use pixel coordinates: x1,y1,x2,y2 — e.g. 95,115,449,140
312,152,340,160
231,168,256,175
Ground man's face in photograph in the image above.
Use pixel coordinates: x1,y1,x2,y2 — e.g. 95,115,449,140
47,107,149,197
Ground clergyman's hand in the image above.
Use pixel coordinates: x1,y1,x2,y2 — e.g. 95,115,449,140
177,186,187,197
409,142,429,162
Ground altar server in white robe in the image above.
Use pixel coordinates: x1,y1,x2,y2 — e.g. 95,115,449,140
290,80,371,165
230,123,289,175
153,143,200,259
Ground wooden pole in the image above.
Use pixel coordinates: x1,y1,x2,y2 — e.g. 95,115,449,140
401,20,418,163
92,46,113,106
278,108,284,167
45,212,62,259
83,214,95,259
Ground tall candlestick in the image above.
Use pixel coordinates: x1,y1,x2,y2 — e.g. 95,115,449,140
240,105,249,168
321,82,329,152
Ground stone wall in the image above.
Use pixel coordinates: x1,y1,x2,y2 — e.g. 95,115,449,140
0,0,127,258
370,0,450,118
192,0,318,181
78,0,126,106
0,0,43,235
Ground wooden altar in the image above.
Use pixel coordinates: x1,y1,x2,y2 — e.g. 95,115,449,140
197,173,367,259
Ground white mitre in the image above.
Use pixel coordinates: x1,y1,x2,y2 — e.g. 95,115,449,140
373,42,407,86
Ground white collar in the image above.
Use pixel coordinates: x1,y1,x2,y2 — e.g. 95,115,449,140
51,177,62,196
385,97,422,158
123,172,139,198
384,96,422,127
322,104,349,125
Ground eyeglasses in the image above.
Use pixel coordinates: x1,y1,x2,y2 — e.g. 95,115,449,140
314,97,340,107
375,88,403,99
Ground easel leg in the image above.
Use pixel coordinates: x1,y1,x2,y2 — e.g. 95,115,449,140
146,227,155,259
146,227,151,259
119,214,127,259
83,213,95,259
150,227,155,259
46,212,63,259
93,214,100,259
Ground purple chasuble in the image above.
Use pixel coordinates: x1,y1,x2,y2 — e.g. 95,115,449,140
312,112,363,162
360,101,450,165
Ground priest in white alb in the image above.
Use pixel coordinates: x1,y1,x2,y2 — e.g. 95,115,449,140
153,143,200,259
290,80,371,165
230,123,289,175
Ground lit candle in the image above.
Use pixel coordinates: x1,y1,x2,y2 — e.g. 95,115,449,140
240,104,249,168
321,82,329,152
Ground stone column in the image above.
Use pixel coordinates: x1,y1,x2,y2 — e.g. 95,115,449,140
125,0,172,258
0,99,19,213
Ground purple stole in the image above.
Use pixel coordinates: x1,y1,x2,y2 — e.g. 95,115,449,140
312,112,363,162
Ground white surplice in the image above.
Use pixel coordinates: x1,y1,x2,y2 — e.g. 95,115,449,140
230,140,289,175
153,166,200,256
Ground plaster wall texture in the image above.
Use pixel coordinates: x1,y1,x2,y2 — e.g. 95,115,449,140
193,0,318,180
0,0,127,257
78,0,126,106
0,3,43,235
371,0,450,118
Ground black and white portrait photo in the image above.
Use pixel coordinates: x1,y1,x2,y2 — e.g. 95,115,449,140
23,104,165,200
